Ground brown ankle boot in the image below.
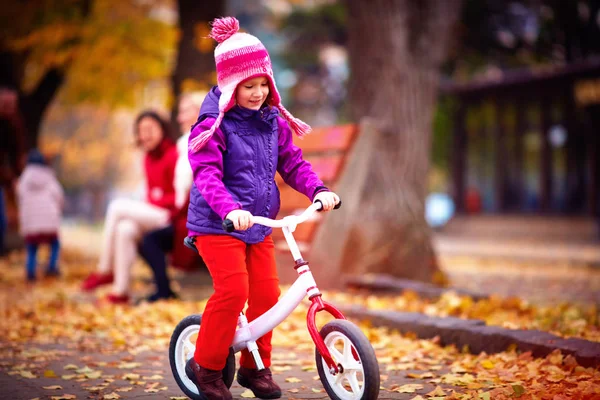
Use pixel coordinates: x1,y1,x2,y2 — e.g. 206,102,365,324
237,366,282,399
185,358,232,400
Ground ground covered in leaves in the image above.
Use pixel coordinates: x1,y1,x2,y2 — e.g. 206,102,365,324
1,249,599,399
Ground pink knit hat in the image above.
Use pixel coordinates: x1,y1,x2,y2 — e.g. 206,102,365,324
189,16,311,152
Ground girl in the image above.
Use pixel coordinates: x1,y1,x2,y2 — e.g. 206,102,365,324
185,17,339,400
16,149,64,281
81,111,178,304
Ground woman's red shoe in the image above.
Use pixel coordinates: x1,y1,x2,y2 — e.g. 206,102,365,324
105,293,130,304
81,272,114,291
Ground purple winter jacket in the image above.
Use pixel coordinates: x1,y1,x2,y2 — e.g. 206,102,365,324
187,86,326,244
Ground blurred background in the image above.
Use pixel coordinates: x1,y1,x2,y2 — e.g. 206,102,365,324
1,0,600,290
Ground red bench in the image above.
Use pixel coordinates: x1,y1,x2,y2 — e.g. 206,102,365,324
273,124,358,251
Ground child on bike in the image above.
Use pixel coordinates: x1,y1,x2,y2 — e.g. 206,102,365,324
185,16,339,400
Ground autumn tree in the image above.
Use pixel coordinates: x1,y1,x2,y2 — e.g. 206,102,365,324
0,0,178,149
311,0,462,285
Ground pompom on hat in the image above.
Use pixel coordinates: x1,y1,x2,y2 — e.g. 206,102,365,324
189,16,311,152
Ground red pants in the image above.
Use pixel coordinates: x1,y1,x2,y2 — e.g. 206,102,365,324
194,235,281,371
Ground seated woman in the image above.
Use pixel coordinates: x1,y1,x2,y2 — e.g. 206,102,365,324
138,92,205,302
81,111,178,304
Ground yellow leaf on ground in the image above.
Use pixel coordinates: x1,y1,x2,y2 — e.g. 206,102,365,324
76,366,94,374
61,375,76,380
44,370,58,378
85,371,102,379
51,395,76,400
118,362,141,369
103,393,121,400
116,387,133,392
426,386,446,396
144,389,159,393
43,386,63,390
481,360,495,369
87,387,105,393
170,397,188,400
285,377,302,383
143,374,164,380
411,396,426,400
122,373,140,380
63,364,78,370
395,384,424,393
312,388,325,393
240,389,256,398
288,388,299,393
20,371,36,379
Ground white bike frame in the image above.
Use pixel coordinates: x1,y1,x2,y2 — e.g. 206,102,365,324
228,202,344,374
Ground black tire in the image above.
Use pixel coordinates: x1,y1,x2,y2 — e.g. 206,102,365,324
315,320,380,400
169,314,236,400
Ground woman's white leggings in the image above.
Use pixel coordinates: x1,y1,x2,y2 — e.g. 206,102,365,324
97,199,170,295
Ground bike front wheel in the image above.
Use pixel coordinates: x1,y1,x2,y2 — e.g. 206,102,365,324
315,320,380,400
169,314,236,400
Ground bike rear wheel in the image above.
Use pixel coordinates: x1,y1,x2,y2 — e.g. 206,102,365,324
169,314,236,400
315,320,380,400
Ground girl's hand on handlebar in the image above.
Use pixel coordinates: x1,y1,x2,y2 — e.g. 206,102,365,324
314,191,340,211
225,209,254,231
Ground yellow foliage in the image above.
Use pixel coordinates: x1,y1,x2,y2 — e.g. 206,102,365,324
2,0,178,108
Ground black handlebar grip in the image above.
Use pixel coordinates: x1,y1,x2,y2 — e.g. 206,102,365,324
314,198,342,211
222,219,235,232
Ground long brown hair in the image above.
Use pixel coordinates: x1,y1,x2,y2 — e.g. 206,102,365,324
133,110,172,147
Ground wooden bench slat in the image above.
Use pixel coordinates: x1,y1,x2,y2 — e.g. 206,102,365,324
292,124,357,153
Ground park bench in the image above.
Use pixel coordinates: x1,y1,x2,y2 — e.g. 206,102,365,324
272,123,359,252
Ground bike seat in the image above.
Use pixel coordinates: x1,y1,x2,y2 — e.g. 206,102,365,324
183,236,198,252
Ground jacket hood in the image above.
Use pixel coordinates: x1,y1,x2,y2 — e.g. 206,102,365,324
20,165,55,191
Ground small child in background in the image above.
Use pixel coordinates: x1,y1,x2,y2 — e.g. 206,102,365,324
16,149,64,281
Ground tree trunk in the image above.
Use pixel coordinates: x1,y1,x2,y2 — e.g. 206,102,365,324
310,0,462,286
171,0,225,125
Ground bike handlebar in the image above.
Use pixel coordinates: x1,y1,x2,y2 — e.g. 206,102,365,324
222,199,342,233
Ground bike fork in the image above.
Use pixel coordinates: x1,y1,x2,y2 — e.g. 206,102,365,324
238,313,265,370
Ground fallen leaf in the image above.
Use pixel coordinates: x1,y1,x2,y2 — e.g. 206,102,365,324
87,387,105,393
51,395,76,400
63,364,78,370
76,366,94,374
144,389,159,393
118,362,141,369
240,389,256,398
288,388,299,393
285,377,302,383
481,360,495,369
61,375,76,380
143,374,163,380
43,386,63,390
411,396,426,400
512,384,526,397
85,371,102,379
103,393,121,400
170,397,188,400
20,371,36,379
116,387,133,392
122,373,140,381
44,370,58,378
479,393,491,400
426,386,446,396
312,388,325,393
395,384,424,393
